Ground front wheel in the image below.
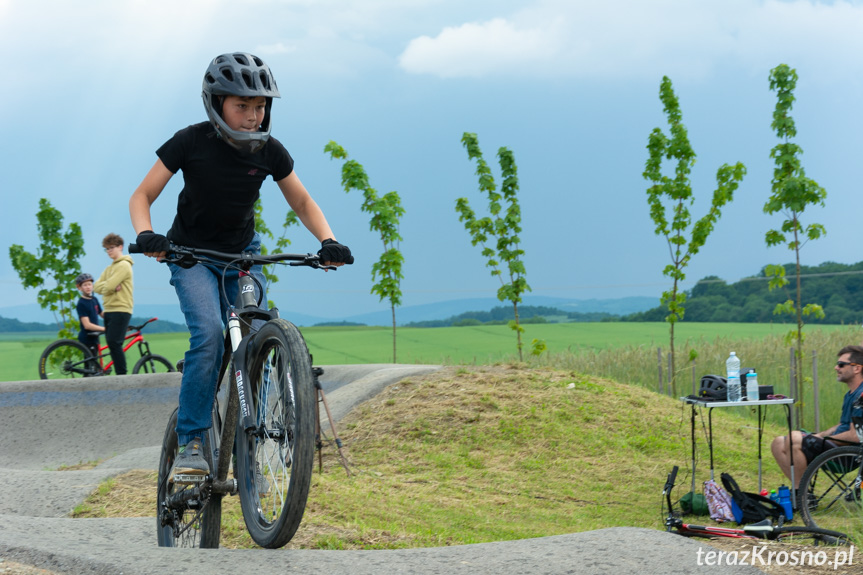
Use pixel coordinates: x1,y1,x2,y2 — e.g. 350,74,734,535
133,354,175,375
235,319,316,549
798,445,863,537
156,407,222,548
38,339,98,379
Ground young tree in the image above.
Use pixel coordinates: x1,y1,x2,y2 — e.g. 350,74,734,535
325,141,405,362
457,132,530,361
9,198,85,339
253,199,300,308
644,77,746,396
764,64,827,428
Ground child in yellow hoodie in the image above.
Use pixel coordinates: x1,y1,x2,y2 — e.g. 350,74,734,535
95,233,134,375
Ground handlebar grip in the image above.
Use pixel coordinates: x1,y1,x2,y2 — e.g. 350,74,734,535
128,243,142,254
663,465,679,493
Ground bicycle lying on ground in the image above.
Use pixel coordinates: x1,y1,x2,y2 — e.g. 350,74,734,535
38,317,174,379
131,243,330,549
663,465,849,545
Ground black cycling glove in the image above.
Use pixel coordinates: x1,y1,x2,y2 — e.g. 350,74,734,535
318,238,354,265
136,230,170,254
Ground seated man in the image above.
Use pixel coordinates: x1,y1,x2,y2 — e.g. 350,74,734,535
770,345,863,487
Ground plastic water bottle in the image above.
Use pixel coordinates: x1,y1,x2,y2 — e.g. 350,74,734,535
746,370,760,401
726,352,742,402
777,485,793,521
727,376,742,402
726,351,741,378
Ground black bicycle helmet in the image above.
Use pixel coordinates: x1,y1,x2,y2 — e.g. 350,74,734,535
698,375,728,401
201,52,281,155
75,273,93,286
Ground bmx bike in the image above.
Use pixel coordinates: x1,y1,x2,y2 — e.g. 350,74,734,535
38,317,174,378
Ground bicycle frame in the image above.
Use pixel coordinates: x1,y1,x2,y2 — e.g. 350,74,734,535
663,466,762,539
92,329,149,374
662,465,849,544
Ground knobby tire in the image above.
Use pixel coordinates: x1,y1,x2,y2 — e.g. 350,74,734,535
798,445,863,539
235,319,315,549
156,407,222,548
133,353,175,375
38,339,96,379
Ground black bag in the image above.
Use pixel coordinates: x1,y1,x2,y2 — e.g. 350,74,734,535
720,472,784,524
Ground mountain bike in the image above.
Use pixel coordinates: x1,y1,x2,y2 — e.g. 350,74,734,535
132,243,329,549
662,466,849,545
796,417,863,538
38,317,174,379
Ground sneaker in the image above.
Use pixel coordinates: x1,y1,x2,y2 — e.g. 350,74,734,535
170,437,210,484
256,462,271,495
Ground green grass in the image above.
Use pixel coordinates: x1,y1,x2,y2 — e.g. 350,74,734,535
5,321,858,434
74,365,813,549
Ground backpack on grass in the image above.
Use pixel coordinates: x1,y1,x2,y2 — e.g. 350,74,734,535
703,479,734,523
720,472,784,525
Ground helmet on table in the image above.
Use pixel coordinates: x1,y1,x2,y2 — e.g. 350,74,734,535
201,52,281,155
698,375,728,401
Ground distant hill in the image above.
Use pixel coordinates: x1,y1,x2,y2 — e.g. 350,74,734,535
0,295,657,329
0,315,187,334
623,261,863,324
339,295,657,327
404,305,617,327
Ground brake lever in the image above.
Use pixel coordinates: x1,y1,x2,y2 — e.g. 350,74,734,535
289,254,336,271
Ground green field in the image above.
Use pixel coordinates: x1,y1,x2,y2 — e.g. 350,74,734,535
2,321,854,383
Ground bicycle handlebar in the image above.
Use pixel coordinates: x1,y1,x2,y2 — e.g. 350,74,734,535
128,243,335,271
663,465,678,498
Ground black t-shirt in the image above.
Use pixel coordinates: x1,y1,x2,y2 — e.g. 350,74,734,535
157,122,294,252
77,296,102,347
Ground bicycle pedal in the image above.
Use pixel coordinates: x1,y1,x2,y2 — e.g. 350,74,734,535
170,473,209,485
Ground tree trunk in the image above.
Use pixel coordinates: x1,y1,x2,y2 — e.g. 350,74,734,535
391,304,397,363
513,301,523,362
794,221,804,428
669,279,678,398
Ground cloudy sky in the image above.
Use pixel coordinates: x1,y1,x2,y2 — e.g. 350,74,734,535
2,0,862,322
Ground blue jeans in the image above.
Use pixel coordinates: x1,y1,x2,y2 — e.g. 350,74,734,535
169,235,267,446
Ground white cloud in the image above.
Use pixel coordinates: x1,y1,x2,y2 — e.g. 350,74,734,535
397,0,863,81
399,17,564,78
256,42,297,55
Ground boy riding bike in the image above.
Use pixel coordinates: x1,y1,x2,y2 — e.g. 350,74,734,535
129,52,353,484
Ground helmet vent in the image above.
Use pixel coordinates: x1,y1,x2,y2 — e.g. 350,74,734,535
232,53,250,66
220,68,234,82
258,71,270,90
241,71,255,89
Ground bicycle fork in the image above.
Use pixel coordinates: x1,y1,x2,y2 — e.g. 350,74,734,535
228,311,256,432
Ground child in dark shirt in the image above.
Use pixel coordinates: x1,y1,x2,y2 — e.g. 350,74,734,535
75,273,104,361
129,52,353,483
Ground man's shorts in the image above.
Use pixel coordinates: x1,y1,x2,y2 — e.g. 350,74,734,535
800,434,838,465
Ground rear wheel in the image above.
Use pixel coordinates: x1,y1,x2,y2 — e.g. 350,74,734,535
38,340,98,379
235,319,315,549
772,525,850,545
133,354,175,374
798,445,863,539
156,407,222,548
